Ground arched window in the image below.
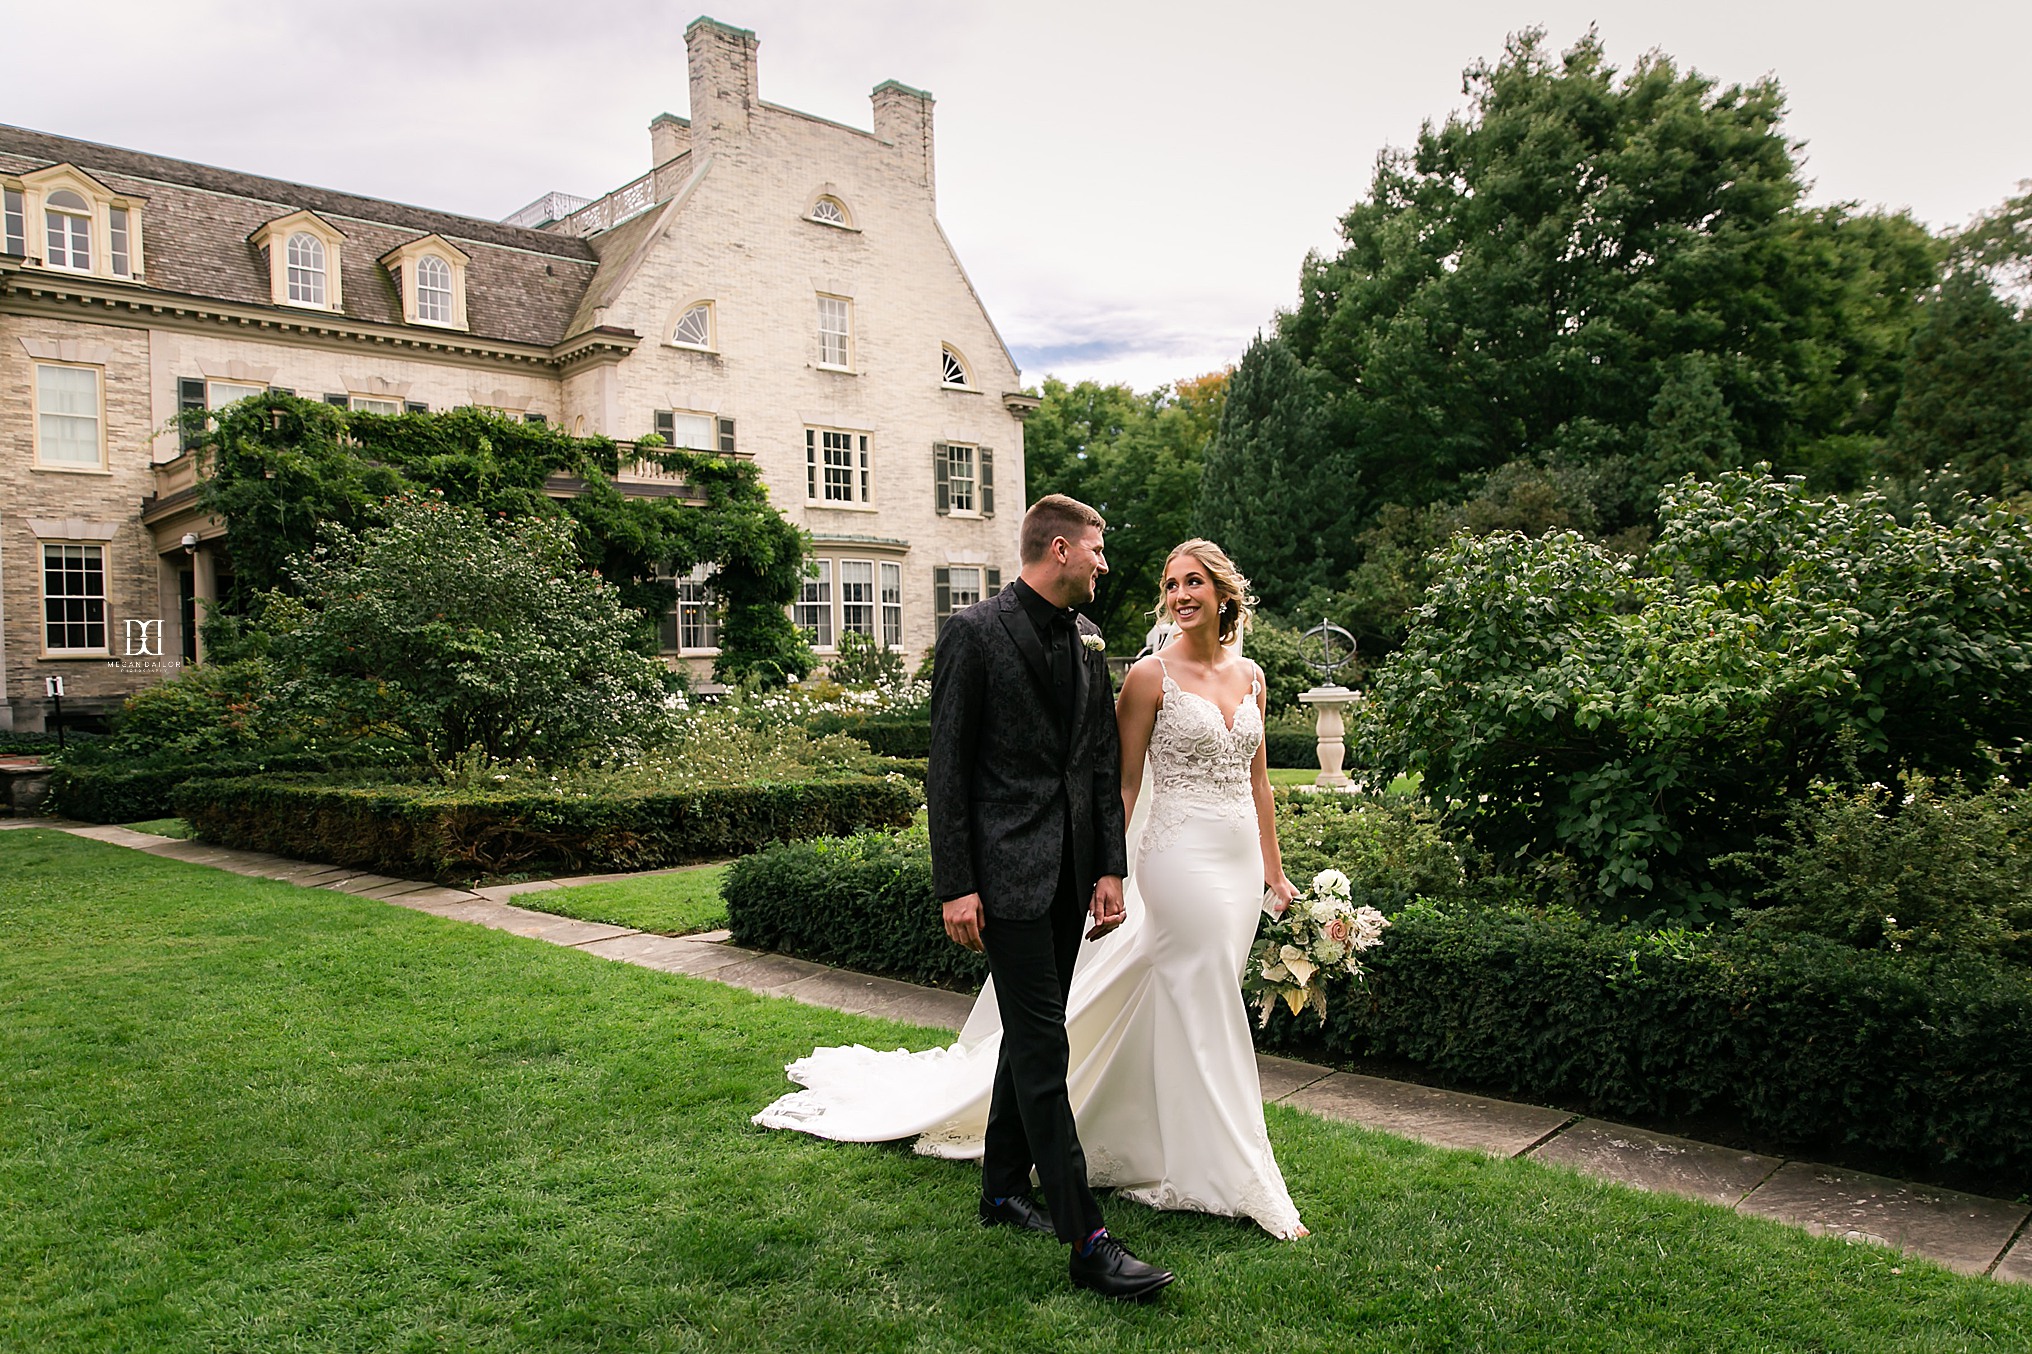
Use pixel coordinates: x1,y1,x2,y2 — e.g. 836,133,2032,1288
44,189,91,271
941,345,971,388
809,195,849,227
415,255,452,323
285,232,327,305
672,301,713,349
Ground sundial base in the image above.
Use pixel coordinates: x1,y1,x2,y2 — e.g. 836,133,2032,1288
1297,685,1358,789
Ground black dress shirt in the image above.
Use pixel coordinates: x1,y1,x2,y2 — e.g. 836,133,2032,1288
1012,577,1078,734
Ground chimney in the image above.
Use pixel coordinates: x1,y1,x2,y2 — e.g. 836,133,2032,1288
872,80,936,199
686,16,759,147
650,112,690,166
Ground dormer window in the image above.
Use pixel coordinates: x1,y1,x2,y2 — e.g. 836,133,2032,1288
378,233,470,329
672,300,714,349
285,233,326,304
252,210,345,311
44,190,91,270
415,255,452,323
941,344,972,388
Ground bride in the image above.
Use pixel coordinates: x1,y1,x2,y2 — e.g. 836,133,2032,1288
754,538,1305,1240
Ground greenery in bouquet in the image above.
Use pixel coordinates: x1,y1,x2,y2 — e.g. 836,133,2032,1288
1245,868,1391,1026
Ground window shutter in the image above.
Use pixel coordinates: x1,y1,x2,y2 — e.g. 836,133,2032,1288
404,400,429,415
177,378,206,451
980,447,995,517
933,442,950,515
717,417,736,455
654,409,675,442
934,566,952,635
986,567,1002,596
323,393,349,407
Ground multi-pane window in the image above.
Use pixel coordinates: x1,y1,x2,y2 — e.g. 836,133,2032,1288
349,395,401,415
840,560,876,637
35,363,102,467
948,566,984,611
806,428,871,504
2,188,22,256
286,232,327,305
880,562,903,648
658,563,718,652
934,443,994,517
44,189,91,270
947,444,976,513
810,196,849,226
941,345,969,386
672,302,713,348
43,543,107,652
108,206,130,276
935,565,1001,635
795,559,834,647
415,255,452,323
208,380,264,410
659,410,715,449
817,294,852,368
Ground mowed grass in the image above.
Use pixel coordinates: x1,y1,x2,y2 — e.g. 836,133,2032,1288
1266,767,1420,794
3,830,2028,1353
516,864,730,935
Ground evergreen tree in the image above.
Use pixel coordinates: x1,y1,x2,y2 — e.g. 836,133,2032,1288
1889,272,2032,498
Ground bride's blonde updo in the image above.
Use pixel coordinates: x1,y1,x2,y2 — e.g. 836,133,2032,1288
1157,538,1256,647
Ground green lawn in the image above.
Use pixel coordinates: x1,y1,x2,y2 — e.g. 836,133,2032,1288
516,864,730,935
123,816,194,839
1267,767,1420,794
3,828,2027,1352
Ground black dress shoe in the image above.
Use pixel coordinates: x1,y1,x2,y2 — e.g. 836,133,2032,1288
1068,1232,1175,1300
978,1193,1053,1234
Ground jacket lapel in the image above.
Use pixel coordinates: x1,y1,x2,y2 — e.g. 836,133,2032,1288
997,589,1059,726
1069,621,1093,749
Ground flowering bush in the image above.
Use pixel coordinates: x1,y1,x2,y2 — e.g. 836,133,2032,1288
1245,868,1391,1025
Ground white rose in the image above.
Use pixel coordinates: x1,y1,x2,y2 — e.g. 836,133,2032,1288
1312,868,1352,899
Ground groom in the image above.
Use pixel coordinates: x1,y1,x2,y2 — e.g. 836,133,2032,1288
927,493,1174,1301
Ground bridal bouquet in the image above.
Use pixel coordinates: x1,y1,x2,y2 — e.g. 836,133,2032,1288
1245,869,1390,1027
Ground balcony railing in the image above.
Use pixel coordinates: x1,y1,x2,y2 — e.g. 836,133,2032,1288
549,154,694,239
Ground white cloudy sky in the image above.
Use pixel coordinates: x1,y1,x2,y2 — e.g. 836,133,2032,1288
6,0,2027,391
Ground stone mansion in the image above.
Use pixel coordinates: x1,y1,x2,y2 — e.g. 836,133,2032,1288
0,16,1031,730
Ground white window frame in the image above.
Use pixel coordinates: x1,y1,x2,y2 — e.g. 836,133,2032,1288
2,187,23,257
947,566,984,612
941,344,973,389
207,379,265,411
880,561,903,649
946,443,978,515
32,361,106,471
805,427,872,507
415,255,453,324
661,409,716,451
44,189,92,272
839,559,878,639
349,395,401,415
672,301,714,350
657,562,719,655
41,541,110,656
807,193,855,229
795,558,835,649
286,232,327,306
817,294,853,370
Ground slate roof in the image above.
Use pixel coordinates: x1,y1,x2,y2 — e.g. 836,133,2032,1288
0,124,600,348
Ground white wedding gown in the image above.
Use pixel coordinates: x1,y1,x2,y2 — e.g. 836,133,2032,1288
753,665,1304,1239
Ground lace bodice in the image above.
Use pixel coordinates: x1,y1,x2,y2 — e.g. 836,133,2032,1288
1139,662,1262,857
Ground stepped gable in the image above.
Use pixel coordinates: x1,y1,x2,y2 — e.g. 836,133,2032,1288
0,123,599,347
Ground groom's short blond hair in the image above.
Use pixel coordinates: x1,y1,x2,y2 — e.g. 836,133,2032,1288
1019,494,1106,564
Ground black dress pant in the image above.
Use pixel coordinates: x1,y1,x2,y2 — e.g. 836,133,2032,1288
979,850,1105,1246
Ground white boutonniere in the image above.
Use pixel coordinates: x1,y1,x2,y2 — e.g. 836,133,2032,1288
1080,632,1106,653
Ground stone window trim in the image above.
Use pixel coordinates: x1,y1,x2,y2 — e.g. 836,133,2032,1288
805,425,873,509
38,537,114,658
932,442,994,518
940,343,979,391
3,163,145,281
250,210,346,312
805,189,858,231
378,233,471,330
667,298,716,351
31,359,108,474
816,293,854,371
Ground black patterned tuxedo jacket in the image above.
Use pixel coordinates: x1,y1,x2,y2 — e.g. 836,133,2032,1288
927,584,1130,921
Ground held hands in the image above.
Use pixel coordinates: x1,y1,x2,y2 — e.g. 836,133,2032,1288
1087,875,1127,941
942,893,986,952
1264,872,1299,918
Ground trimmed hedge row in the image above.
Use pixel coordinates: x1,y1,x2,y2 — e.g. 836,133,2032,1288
724,831,2032,1189
49,751,338,823
175,772,919,882
804,711,932,760
1264,726,1321,769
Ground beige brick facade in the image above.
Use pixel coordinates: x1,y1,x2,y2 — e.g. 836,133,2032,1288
0,17,1027,729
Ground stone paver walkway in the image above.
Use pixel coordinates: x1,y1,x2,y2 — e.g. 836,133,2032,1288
19,817,2032,1285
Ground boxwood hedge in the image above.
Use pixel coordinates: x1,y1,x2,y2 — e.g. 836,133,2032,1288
175,772,919,882
49,751,339,823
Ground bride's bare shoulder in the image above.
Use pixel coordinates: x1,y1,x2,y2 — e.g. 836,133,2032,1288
1119,655,1167,699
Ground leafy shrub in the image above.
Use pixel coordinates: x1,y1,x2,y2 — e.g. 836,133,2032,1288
1244,616,1338,717
50,750,343,823
805,711,931,759
1263,719,1321,769
94,659,283,759
0,730,101,756
1364,469,2032,922
175,772,918,882
827,629,906,688
1254,902,2032,1190
1273,790,1467,911
725,817,989,991
1727,773,2032,964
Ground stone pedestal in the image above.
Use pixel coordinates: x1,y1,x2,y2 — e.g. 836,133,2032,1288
1297,685,1356,789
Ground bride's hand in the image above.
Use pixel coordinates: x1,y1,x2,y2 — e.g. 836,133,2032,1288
1265,873,1298,917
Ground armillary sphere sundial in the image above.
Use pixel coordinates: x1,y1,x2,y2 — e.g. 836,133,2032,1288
1296,620,1358,789
1301,620,1357,686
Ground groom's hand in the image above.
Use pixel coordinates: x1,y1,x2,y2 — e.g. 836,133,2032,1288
942,893,986,952
1086,875,1126,941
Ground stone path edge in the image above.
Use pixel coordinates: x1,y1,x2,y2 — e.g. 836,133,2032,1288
25,818,2032,1286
